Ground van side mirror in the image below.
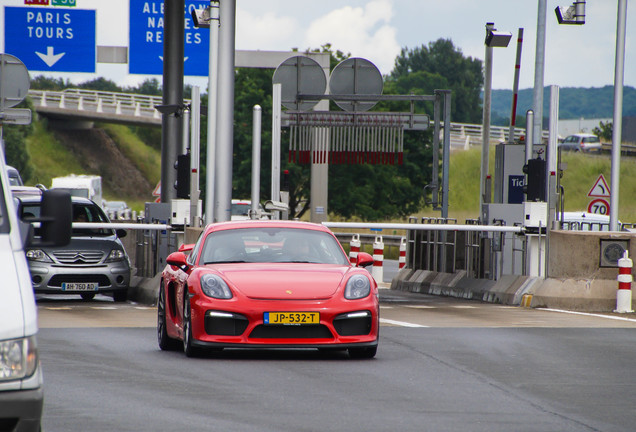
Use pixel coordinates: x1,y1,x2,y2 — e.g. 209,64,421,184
39,189,72,247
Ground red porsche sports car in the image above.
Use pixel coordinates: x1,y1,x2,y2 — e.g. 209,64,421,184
157,220,379,358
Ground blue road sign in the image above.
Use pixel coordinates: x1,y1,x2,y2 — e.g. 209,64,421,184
129,0,210,76
4,7,96,73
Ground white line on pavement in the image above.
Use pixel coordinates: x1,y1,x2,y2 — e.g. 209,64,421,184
542,308,636,323
380,318,429,328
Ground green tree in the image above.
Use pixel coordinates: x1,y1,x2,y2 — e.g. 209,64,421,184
30,75,71,90
593,121,612,141
76,77,120,92
128,78,162,96
390,39,483,123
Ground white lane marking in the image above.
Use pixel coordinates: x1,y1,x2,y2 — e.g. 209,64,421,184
91,306,117,310
380,318,429,328
452,305,477,309
542,308,636,323
405,305,436,309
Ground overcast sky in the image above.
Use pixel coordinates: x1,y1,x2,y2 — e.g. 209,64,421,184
1,0,634,91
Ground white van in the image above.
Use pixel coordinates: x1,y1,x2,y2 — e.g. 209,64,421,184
0,159,71,430
560,211,611,231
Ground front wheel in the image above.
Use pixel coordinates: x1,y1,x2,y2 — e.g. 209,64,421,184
157,287,180,351
183,298,202,358
113,289,128,302
348,346,377,359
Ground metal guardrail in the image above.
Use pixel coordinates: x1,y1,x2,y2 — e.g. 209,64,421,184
446,122,551,149
600,142,636,156
324,220,527,280
28,89,192,126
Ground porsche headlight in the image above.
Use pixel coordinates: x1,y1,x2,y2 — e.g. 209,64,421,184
345,274,371,300
26,249,52,263
200,274,233,299
0,336,38,382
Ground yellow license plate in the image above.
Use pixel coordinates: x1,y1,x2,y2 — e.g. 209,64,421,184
264,312,319,325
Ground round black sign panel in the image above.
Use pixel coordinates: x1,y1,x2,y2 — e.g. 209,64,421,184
328,58,383,112
272,56,327,111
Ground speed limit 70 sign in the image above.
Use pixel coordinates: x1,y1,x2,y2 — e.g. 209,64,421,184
588,198,610,215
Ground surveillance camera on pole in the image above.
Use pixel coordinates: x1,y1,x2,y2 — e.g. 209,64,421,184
264,200,289,212
555,1,586,25
191,7,212,28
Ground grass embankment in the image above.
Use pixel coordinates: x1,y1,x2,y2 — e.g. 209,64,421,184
100,123,162,210
26,121,85,187
25,121,161,212
417,147,636,223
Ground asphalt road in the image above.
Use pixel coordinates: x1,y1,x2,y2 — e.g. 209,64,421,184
36,292,636,432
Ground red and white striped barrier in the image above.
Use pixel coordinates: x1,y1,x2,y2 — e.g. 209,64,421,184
398,236,407,269
372,236,384,282
349,233,361,265
615,250,634,313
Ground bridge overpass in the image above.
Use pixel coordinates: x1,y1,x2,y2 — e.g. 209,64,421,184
28,88,548,147
29,89,167,128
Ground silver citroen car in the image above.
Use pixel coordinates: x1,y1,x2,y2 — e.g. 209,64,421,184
16,195,131,301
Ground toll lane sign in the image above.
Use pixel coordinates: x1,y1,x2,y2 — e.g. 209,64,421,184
4,7,95,73
129,0,209,76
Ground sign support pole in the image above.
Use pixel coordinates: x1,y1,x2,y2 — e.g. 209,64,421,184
610,0,627,231
213,0,236,222
160,0,184,203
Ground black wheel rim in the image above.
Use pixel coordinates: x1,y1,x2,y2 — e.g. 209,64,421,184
157,289,165,344
183,300,191,352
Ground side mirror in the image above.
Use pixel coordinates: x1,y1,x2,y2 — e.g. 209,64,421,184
116,229,127,238
39,189,72,247
178,243,194,253
166,251,189,270
356,252,374,268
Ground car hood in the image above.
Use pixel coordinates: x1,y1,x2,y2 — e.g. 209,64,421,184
213,263,351,300
28,235,124,253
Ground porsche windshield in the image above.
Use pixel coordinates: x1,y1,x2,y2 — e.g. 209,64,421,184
201,227,349,265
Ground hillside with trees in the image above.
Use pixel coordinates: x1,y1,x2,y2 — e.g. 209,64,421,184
491,86,636,125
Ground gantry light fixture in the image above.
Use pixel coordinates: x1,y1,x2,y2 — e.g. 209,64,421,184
485,24,512,48
555,1,586,25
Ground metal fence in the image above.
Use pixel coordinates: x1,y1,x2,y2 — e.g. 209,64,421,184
324,221,526,281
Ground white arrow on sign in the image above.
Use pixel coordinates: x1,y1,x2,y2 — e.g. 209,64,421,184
35,47,66,67
158,56,189,62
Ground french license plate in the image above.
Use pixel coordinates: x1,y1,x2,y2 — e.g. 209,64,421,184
62,282,98,291
264,312,319,325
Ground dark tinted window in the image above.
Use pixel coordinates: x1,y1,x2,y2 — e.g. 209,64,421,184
22,201,113,237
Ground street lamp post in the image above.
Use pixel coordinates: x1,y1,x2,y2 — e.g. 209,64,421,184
480,23,512,222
